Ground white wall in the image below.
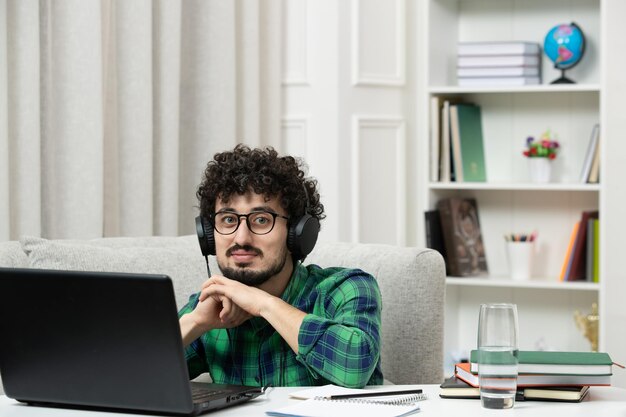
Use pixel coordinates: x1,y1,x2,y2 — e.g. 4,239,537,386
281,0,414,246
601,0,626,389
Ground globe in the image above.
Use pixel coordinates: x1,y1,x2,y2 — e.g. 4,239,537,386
543,22,586,84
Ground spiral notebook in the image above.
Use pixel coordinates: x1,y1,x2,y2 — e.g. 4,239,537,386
266,385,424,417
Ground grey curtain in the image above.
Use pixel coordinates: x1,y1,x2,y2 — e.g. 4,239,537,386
0,0,282,240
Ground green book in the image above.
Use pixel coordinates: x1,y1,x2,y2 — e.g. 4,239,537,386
586,217,595,282
469,350,613,376
455,104,487,182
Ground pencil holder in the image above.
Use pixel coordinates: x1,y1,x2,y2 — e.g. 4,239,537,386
506,241,534,280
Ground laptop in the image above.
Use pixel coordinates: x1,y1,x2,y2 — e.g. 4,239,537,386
0,267,263,415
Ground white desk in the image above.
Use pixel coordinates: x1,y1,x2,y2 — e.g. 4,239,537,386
2,385,626,417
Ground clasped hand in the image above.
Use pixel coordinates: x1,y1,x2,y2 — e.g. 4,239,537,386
191,276,271,331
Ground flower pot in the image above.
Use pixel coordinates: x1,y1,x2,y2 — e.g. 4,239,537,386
528,158,552,183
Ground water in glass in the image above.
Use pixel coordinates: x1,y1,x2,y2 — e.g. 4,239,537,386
478,346,519,409
477,303,519,409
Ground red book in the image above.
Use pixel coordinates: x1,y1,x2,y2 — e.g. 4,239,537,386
567,211,599,280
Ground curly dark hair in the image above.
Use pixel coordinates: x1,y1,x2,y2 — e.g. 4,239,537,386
196,144,325,224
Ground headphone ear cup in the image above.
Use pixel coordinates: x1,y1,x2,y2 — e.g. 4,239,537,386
195,216,216,256
287,214,320,261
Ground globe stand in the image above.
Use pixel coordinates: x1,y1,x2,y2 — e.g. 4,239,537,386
550,68,575,84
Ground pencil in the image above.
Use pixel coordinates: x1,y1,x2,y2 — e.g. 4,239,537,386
327,388,423,400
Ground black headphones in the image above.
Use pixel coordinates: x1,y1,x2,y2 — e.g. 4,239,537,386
195,183,320,261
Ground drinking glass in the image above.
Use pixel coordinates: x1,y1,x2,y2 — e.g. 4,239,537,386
477,303,519,409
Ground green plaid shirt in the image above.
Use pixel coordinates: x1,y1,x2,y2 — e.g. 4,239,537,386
178,263,384,388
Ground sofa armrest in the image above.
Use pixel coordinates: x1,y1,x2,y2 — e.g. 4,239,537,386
307,242,445,384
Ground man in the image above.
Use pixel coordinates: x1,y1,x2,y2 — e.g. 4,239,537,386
178,144,383,388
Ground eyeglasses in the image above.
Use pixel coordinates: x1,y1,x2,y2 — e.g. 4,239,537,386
209,210,289,235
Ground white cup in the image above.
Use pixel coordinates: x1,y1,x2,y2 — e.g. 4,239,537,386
506,241,533,280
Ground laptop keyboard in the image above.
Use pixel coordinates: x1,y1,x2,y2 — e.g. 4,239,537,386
191,386,227,402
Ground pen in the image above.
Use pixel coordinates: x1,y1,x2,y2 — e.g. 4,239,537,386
327,388,423,400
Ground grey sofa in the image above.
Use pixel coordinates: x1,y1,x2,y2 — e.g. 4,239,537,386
0,236,445,394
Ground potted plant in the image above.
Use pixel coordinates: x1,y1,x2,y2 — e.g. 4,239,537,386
523,130,560,182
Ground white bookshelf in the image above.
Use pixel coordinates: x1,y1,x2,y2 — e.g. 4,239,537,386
446,277,599,292
416,0,608,375
429,183,601,192
430,84,601,95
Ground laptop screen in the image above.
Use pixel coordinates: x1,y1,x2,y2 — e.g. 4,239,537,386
0,267,259,415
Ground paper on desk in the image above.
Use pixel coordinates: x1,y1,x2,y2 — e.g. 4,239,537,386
289,384,368,399
266,397,421,417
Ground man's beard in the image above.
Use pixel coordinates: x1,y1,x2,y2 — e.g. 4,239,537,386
218,244,289,286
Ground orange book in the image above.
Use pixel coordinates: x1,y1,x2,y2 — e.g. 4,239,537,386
560,222,580,281
454,362,610,387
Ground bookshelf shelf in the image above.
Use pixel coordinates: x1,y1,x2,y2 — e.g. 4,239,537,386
446,277,599,291
429,84,601,95
428,183,600,192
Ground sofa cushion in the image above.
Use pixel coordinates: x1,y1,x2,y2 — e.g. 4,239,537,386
0,241,29,268
20,235,219,309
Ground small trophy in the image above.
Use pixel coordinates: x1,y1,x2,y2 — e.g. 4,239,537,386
574,303,599,352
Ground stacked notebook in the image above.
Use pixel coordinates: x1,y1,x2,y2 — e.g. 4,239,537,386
441,350,614,403
440,375,590,402
457,41,542,87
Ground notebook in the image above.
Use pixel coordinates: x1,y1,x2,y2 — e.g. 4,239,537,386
266,398,421,417
0,267,263,416
267,384,425,417
439,376,590,402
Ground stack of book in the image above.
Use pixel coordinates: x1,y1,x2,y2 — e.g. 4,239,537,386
440,350,614,403
457,41,542,87
429,98,487,183
440,375,591,402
